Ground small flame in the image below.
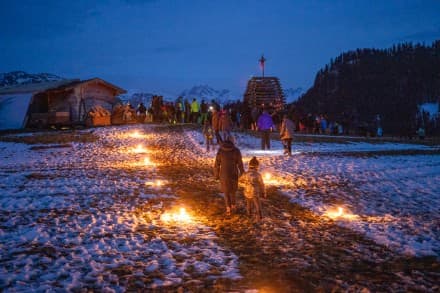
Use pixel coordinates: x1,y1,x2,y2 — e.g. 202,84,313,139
324,206,359,220
263,172,278,185
160,207,192,223
145,179,166,187
143,157,154,166
129,131,144,138
133,144,147,153
264,172,272,181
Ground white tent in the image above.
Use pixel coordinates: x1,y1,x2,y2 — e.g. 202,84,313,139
0,93,33,130
0,80,77,130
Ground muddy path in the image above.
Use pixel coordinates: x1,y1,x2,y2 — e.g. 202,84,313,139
146,125,439,292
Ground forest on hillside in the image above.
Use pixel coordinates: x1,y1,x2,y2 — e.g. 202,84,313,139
295,40,440,136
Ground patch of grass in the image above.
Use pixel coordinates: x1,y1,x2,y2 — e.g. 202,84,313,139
0,130,98,144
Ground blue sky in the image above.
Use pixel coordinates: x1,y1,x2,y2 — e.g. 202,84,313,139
1,0,440,96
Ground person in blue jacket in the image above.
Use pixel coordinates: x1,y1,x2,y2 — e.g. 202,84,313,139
257,109,275,150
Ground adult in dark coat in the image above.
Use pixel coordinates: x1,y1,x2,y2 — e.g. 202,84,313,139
214,138,244,215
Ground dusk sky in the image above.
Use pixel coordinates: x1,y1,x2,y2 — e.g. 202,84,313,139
1,0,440,96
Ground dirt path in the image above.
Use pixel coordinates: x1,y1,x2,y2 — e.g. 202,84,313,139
147,125,440,292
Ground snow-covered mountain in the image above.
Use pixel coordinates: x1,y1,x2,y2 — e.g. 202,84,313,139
179,85,240,105
283,87,304,103
0,71,65,87
118,90,157,107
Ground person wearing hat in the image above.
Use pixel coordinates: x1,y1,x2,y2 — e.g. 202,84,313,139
214,137,244,216
239,156,266,221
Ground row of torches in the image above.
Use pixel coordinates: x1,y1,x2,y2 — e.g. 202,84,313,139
128,130,359,223
128,130,193,223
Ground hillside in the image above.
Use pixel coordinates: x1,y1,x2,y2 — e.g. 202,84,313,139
0,71,65,87
296,40,440,135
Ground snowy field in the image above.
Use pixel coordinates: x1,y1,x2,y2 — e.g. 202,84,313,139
187,129,440,258
0,126,240,291
0,124,439,291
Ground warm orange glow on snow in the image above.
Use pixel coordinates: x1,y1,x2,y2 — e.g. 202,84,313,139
160,207,193,224
263,172,279,185
324,206,359,220
264,172,272,181
143,157,155,167
133,144,148,153
129,130,145,138
145,179,166,187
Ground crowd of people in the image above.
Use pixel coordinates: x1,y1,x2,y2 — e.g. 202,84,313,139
132,96,392,138
126,96,434,221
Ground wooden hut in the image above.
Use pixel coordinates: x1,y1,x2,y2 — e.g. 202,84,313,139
0,78,126,129
243,76,285,112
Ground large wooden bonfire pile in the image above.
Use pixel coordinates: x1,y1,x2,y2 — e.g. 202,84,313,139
243,77,285,111
86,105,111,126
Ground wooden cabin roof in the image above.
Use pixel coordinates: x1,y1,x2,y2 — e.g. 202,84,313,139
0,79,79,95
45,78,126,95
0,78,126,95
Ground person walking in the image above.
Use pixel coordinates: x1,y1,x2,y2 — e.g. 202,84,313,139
214,137,244,216
257,109,275,150
239,156,266,221
279,114,295,156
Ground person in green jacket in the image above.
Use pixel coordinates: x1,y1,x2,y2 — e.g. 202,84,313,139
190,98,200,123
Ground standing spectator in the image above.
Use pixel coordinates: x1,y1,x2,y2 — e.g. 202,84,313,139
200,100,208,124
184,99,191,123
279,114,295,156
136,103,147,123
257,109,275,150
211,108,222,144
251,106,260,131
214,137,244,215
203,119,214,151
175,97,184,123
211,99,220,111
219,109,233,141
320,114,327,134
417,127,425,140
190,98,200,123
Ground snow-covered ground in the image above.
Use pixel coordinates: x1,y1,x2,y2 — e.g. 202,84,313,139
186,129,440,258
0,126,240,291
0,125,439,291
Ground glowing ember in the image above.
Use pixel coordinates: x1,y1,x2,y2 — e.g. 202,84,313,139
145,179,166,187
264,172,272,181
143,157,155,166
133,144,147,153
160,207,193,223
324,206,359,220
263,171,279,185
129,131,146,138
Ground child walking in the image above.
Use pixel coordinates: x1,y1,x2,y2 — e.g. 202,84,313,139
202,119,214,151
240,156,266,221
